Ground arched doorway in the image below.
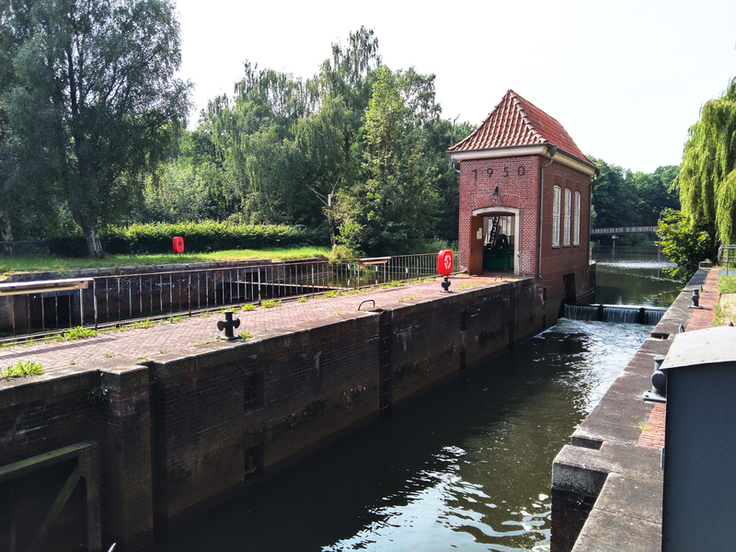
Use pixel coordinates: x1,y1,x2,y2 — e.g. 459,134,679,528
469,207,521,276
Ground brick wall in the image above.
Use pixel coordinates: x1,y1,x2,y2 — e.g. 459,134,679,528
0,278,548,550
99,367,153,550
458,154,594,324
459,156,543,276
149,313,381,534
0,365,153,552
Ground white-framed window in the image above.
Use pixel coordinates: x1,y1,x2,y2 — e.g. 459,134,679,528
552,186,561,248
563,188,571,247
573,191,581,246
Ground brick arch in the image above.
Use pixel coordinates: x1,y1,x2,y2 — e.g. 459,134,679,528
471,206,522,276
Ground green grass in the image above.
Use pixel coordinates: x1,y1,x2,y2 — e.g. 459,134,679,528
0,246,331,275
718,276,736,294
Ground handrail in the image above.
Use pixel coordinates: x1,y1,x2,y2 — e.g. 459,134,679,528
718,245,736,275
0,278,92,296
0,252,457,339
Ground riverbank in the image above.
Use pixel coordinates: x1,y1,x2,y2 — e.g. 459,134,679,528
551,265,720,551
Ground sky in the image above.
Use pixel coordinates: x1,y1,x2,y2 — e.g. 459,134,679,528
174,0,736,174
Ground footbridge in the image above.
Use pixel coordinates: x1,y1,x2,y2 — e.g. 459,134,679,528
590,226,657,236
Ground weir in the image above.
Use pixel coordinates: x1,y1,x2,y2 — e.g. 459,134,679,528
564,303,666,325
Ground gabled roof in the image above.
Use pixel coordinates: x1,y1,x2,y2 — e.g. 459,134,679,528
449,90,594,168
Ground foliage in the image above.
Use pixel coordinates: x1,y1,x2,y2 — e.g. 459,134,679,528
48,222,327,256
192,29,465,256
87,374,108,405
656,209,717,281
328,245,361,260
589,157,679,228
678,77,736,245
57,326,99,341
1,0,191,258
0,360,44,379
335,66,442,255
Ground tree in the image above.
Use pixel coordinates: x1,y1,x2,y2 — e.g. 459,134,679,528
631,165,680,225
204,62,312,225
1,0,191,257
657,209,717,281
341,66,441,255
297,27,381,245
678,77,736,245
588,156,638,228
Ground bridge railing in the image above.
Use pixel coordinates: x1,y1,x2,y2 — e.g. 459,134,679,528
0,252,457,339
590,226,658,236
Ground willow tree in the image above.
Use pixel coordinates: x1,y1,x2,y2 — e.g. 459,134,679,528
2,0,190,258
679,77,736,244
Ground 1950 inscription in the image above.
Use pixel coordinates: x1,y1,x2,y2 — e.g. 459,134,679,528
473,165,526,179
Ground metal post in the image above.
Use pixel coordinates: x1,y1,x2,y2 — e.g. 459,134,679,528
93,280,97,330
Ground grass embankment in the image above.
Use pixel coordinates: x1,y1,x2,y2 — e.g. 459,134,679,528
0,247,331,275
716,275,736,326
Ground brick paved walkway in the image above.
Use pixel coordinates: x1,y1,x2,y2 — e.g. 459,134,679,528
686,267,720,331
0,275,505,378
637,267,720,449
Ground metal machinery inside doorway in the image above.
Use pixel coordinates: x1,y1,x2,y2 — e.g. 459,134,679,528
483,215,515,271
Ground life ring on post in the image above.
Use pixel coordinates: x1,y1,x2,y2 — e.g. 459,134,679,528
437,250,453,276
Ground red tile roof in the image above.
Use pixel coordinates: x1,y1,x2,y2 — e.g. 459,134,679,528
449,90,594,167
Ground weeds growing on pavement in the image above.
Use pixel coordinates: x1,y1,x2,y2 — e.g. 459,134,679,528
1,361,44,379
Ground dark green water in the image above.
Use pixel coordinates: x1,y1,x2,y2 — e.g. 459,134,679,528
592,245,681,307
144,247,674,552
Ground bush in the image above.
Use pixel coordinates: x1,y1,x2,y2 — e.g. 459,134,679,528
328,245,362,260
657,209,717,281
49,222,328,256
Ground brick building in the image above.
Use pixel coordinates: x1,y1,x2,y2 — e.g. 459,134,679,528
449,90,597,321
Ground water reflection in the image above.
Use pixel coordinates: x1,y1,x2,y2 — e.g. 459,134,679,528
592,245,681,306
145,320,650,552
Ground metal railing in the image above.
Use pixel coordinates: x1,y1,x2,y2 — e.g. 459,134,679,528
590,226,658,236
719,245,736,275
0,252,456,339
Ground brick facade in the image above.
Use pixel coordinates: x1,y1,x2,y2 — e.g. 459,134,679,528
457,151,595,326
451,90,597,324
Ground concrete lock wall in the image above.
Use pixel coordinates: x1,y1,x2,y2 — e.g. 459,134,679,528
0,277,542,551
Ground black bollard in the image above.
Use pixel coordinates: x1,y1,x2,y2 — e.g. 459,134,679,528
441,276,452,292
689,288,703,309
217,310,241,340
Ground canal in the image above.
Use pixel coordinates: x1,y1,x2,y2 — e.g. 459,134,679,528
143,246,679,552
